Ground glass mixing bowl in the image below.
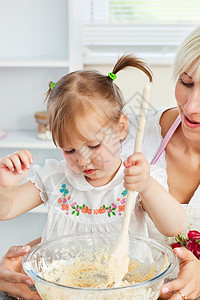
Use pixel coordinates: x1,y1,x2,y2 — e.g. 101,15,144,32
23,233,177,300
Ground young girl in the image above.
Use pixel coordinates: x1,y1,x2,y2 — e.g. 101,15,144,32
0,55,185,244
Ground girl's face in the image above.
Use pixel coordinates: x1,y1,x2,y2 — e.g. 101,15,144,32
61,116,128,187
175,71,200,141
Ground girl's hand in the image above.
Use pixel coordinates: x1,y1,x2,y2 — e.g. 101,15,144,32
0,149,33,187
160,247,200,300
0,245,41,300
123,152,150,192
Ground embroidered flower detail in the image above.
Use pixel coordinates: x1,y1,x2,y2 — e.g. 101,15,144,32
111,203,117,209
58,198,62,204
121,189,127,196
58,185,72,214
118,205,125,213
61,204,69,211
71,204,84,216
60,184,69,196
81,205,92,214
121,198,126,205
103,205,116,217
58,185,127,217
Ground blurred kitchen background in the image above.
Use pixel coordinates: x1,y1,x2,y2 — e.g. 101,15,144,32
0,0,199,256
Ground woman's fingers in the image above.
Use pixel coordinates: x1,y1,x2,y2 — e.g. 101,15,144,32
5,245,31,258
0,269,33,285
5,283,41,300
161,247,200,300
161,278,186,296
173,246,194,262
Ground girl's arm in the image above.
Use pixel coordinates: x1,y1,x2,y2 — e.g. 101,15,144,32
0,181,43,220
124,153,186,237
0,150,43,220
139,177,185,236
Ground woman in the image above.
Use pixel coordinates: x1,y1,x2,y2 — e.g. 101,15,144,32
120,24,200,300
1,25,200,300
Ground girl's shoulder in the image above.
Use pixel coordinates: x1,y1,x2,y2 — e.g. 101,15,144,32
31,159,66,185
34,159,65,173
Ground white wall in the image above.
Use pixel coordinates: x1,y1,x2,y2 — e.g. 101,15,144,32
85,64,177,111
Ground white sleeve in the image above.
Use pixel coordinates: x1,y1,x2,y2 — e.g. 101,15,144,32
29,159,62,204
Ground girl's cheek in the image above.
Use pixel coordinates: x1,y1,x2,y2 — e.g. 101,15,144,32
65,156,75,167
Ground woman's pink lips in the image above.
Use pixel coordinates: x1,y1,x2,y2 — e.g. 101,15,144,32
184,115,200,128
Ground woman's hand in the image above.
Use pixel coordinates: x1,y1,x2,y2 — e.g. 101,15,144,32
0,244,41,300
160,247,200,299
123,152,150,192
0,150,33,187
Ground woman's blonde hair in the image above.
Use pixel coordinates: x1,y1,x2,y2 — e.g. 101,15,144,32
173,25,200,81
46,54,153,148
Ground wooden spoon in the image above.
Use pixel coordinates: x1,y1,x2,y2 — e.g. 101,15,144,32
106,84,151,285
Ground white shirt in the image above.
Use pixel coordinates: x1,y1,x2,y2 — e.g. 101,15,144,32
30,156,167,242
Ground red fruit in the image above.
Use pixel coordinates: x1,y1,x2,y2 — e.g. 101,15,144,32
171,243,182,249
186,240,200,259
188,230,200,240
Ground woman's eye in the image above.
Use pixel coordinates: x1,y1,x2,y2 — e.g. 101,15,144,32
64,149,75,154
179,78,194,88
89,143,101,150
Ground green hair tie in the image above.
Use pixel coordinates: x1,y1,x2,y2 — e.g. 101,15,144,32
50,82,56,90
108,72,117,81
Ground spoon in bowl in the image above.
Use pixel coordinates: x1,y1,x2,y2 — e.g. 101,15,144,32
106,84,151,285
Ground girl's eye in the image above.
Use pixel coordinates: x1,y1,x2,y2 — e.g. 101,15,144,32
64,149,75,154
89,143,101,150
179,78,194,88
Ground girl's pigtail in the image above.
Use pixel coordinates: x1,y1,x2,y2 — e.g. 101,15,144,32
112,54,153,83
44,81,55,103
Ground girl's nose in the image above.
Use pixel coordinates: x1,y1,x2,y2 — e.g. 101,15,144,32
77,149,91,166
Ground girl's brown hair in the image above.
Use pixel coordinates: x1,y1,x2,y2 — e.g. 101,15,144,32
46,54,153,148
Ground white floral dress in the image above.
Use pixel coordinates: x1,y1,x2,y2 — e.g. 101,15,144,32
30,157,147,242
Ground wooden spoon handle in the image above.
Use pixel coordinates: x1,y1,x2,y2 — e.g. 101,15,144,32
121,84,150,234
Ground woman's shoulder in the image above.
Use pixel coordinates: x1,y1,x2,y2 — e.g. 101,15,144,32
160,107,179,137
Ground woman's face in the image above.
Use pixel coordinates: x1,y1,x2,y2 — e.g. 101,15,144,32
175,71,200,141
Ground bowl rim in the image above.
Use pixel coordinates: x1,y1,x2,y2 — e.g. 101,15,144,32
22,232,178,291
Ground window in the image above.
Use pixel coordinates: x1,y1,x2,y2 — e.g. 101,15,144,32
83,0,200,65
